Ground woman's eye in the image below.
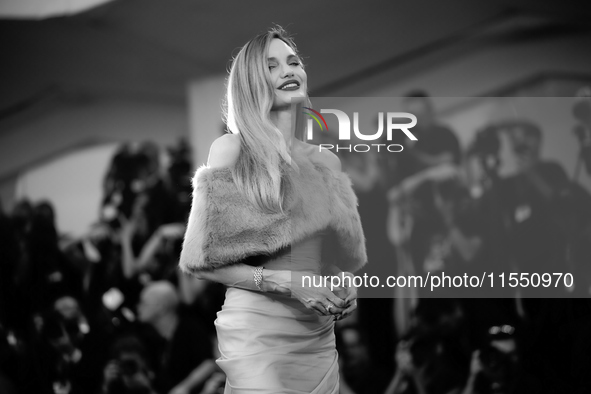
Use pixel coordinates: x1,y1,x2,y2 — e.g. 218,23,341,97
268,64,277,70
291,62,300,66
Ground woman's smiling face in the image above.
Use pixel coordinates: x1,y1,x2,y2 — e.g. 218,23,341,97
267,38,307,110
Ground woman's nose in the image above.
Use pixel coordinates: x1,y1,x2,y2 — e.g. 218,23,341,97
281,65,294,78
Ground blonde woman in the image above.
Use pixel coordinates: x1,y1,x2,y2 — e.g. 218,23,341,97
179,26,367,394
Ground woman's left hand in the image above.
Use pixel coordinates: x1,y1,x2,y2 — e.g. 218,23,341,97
331,272,357,321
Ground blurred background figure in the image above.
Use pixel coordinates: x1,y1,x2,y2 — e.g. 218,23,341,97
101,336,158,394
136,281,217,394
396,91,462,181
339,147,397,393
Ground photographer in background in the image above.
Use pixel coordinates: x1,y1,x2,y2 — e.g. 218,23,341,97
30,296,107,394
385,298,470,394
460,126,514,288
0,322,18,394
499,121,589,294
164,138,194,223
100,141,177,240
460,320,540,394
398,91,461,179
136,282,216,394
101,336,157,394
572,88,591,180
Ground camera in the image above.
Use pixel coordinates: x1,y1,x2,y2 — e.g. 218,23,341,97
479,343,512,375
103,336,154,394
469,125,501,159
119,358,141,377
473,323,520,394
104,356,152,394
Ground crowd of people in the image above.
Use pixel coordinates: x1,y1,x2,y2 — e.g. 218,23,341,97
2,92,591,394
336,92,591,394
1,139,227,394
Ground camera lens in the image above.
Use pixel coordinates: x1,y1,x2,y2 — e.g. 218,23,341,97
119,358,140,375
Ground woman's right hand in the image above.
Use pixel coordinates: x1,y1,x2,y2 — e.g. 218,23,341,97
289,272,348,317
324,271,357,321
195,266,348,318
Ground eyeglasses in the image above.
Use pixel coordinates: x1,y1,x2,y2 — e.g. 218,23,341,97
488,325,515,335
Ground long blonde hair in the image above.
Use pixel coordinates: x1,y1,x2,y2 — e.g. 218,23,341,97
223,26,310,214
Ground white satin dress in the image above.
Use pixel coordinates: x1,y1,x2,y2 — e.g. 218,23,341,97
214,229,339,394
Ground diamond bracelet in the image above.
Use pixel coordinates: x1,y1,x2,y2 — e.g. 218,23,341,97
254,266,264,292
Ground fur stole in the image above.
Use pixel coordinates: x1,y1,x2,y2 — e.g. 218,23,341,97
178,151,367,274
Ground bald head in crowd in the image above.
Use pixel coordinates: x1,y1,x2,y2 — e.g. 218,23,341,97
137,281,180,324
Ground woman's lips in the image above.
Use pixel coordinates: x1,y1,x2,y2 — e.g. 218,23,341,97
278,80,300,91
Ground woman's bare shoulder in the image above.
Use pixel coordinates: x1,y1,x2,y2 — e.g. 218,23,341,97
208,133,241,168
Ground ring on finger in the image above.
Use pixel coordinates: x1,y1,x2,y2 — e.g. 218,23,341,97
326,302,335,314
